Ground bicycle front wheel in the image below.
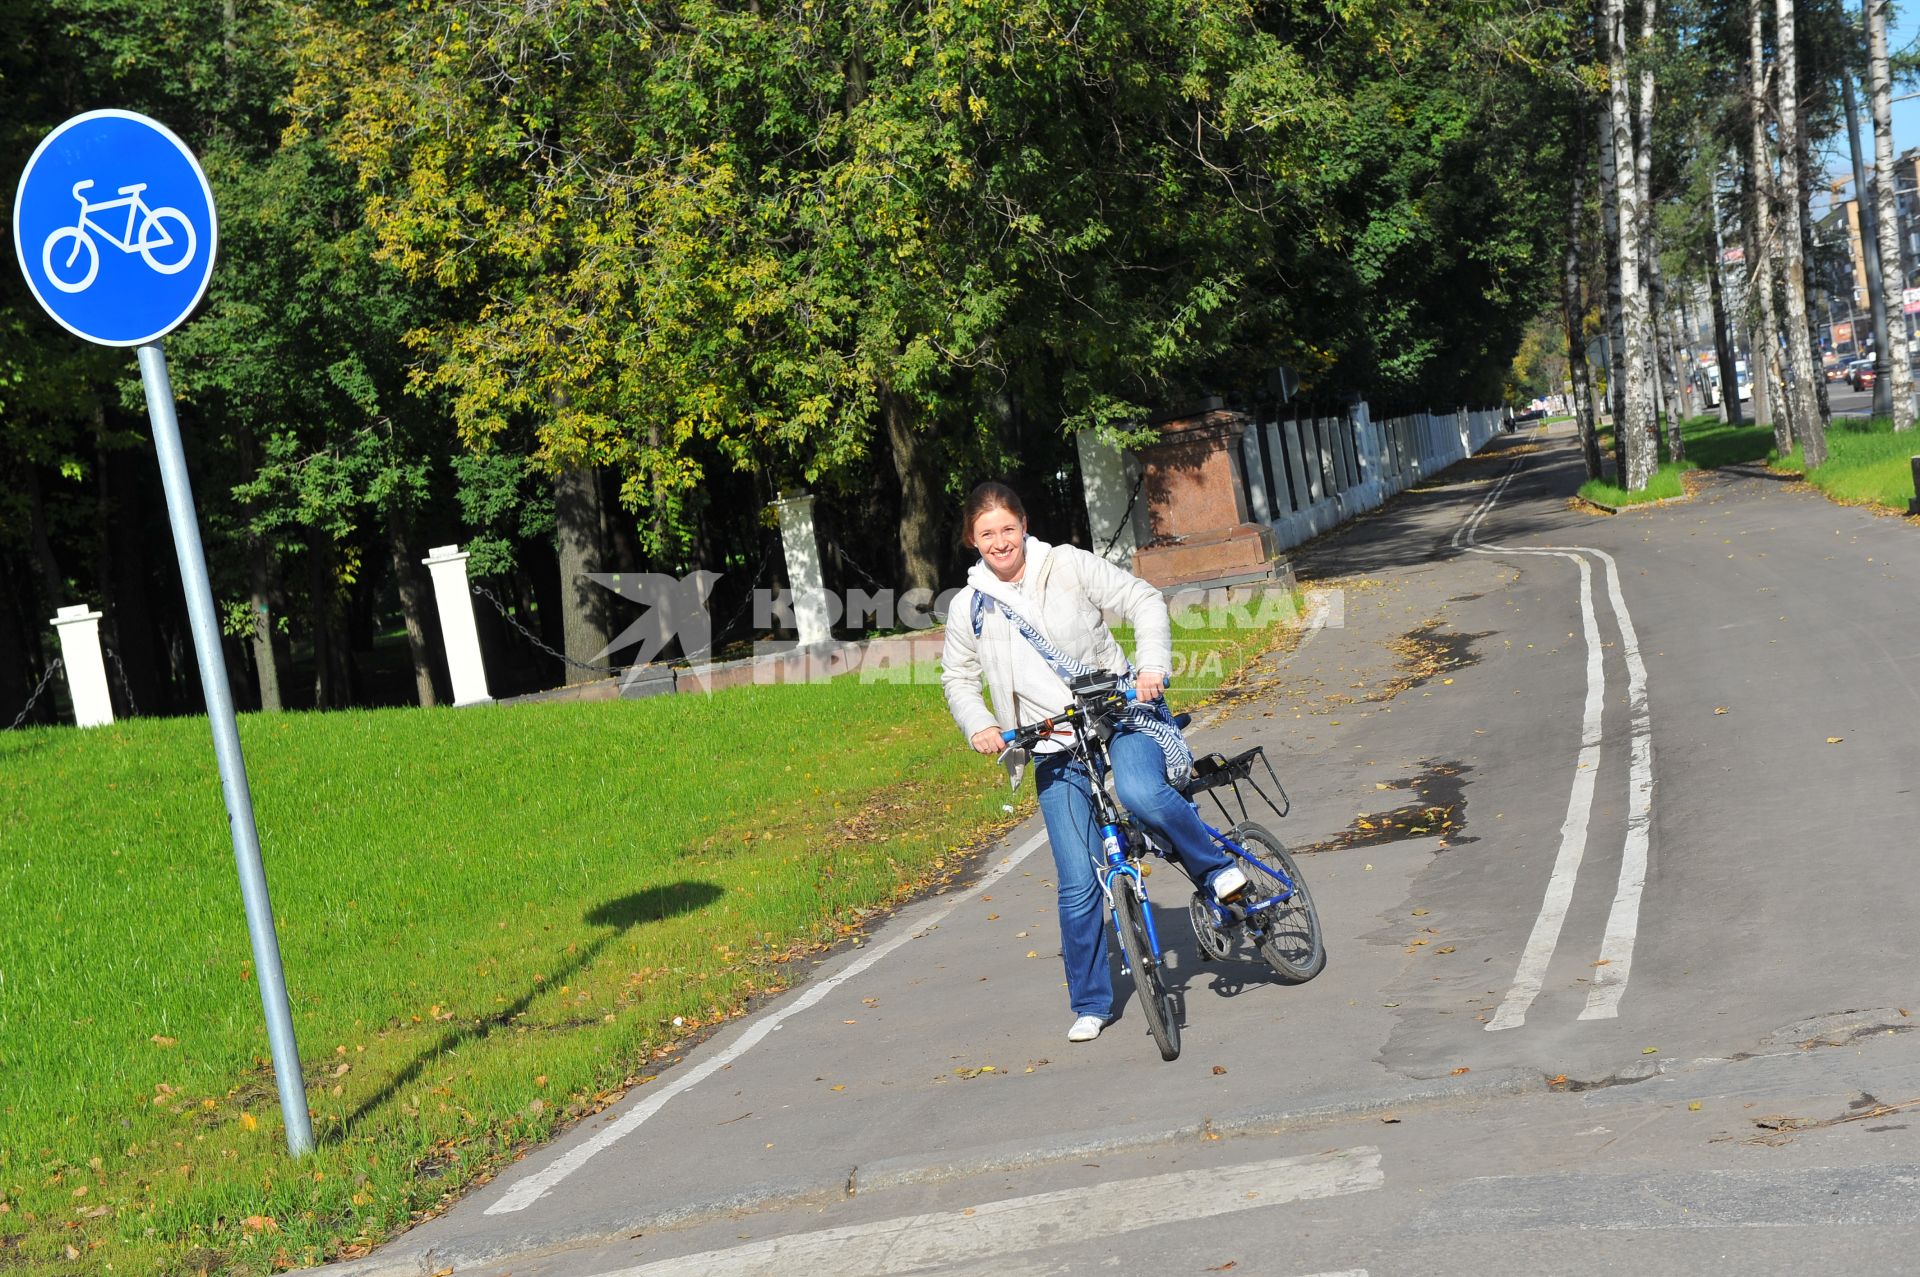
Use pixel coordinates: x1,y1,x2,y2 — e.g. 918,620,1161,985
1234,821,1326,984
1112,878,1180,1061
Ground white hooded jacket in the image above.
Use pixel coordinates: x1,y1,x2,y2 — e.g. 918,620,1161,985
940,537,1174,779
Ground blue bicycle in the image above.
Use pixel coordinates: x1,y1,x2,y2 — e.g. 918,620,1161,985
1002,674,1326,1061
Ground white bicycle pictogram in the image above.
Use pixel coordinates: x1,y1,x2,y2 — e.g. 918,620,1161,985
41,179,197,294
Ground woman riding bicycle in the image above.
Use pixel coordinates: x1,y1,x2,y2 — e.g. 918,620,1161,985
940,481,1248,1044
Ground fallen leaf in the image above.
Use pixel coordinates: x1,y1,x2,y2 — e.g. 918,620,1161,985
1437,946,1456,954
1212,1065,1228,1075
1827,737,1844,744
1548,1074,1569,1086
1642,1046,1659,1055
150,1034,176,1047
1204,1130,1222,1141
1451,1067,1470,1076
1688,1101,1703,1112
1025,950,1039,958
1205,1263,1239,1272
1442,678,1454,685
240,1113,257,1132
1411,908,1429,917
1713,707,1728,715
830,1084,845,1092
1591,958,1611,967
1380,1114,1401,1124
242,1215,279,1234
842,1020,858,1025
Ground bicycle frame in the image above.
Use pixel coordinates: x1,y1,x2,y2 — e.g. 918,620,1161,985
69,181,153,253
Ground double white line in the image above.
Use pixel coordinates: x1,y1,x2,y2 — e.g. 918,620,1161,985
1452,462,1655,1028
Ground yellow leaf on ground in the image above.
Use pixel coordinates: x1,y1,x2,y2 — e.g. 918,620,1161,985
239,1113,257,1132
242,1215,278,1234
1827,737,1844,744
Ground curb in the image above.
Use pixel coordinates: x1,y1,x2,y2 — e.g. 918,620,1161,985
297,1066,1541,1277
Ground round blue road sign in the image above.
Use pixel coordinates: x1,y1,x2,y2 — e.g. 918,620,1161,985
12,110,218,348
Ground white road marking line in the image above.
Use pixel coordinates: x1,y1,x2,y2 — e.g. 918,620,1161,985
485,830,1051,1215
577,1148,1384,1277
1579,546,1654,1020
1454,456,1659,1025
1453,465,1607,1031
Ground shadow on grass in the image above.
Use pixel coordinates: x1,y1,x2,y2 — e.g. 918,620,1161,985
334,880,723,1140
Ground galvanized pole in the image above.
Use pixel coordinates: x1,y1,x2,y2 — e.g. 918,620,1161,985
137,342,314,1158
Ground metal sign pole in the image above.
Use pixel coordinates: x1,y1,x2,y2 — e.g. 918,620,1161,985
137,342,314,1158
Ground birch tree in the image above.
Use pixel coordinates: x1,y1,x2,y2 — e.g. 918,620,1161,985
1609,0,1658,489
1564,101,1606,480
1747,0,1790,452
1773,0,1829,466
1866,0,1913,428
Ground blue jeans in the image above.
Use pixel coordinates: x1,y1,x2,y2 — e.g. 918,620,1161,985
1032,729,1236,1017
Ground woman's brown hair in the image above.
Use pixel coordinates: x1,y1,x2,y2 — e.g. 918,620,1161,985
960,481,1027,547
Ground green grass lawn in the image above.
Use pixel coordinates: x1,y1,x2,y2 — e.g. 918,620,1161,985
1578,461,1690,507
1585,413,1917,513
1773,416,1920,510
0,602,1299,1274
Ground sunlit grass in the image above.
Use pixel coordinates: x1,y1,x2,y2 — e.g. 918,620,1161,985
1773,416,1920,511
0,604,1301,1273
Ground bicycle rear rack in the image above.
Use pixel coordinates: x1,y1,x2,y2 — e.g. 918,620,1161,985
1182,745,1290,826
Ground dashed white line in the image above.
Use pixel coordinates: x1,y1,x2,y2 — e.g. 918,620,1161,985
575,1148,1384,1277
485,830,1051,1215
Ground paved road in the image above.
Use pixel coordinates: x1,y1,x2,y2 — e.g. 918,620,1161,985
306,423,1920,1276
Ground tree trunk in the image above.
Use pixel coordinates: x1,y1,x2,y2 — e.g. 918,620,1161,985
1608,0,1656,489
883,390,942,595
1599,67,1628,480
552,464,612,682
1743,7,1786,451
308,532,356,709
1563,101,1606,480
1710,188,1745,425
1636,0,1668,467
1795,122,1834,425
1772,0,1827,467
1868,0,1914,428
386,506,439,707
234,423,286,711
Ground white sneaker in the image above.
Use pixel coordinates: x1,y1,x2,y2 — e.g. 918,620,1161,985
1212,865,1249,902
1067,1014,1105,1043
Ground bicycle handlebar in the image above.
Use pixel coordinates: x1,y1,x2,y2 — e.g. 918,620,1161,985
998,684,1145,749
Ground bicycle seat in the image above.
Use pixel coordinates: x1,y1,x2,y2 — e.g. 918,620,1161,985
116,182,148,195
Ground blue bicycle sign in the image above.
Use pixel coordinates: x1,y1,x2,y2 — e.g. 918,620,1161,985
43,179,197,293
12,110,217,347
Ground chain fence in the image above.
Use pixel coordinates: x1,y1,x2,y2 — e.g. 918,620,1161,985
103,643,139,717
6,657,65,731
469,580,628,678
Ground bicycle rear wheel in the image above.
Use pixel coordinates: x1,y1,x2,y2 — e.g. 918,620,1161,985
1112,878,1180,1061
1234,821,1326,984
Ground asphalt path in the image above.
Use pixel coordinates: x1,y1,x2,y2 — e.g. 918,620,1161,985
305,423,1920,1277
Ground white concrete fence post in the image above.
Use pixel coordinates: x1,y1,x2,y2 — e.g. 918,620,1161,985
49,604,113,727
1077,430,1142,566
422,545,493,707
773,493,833,648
